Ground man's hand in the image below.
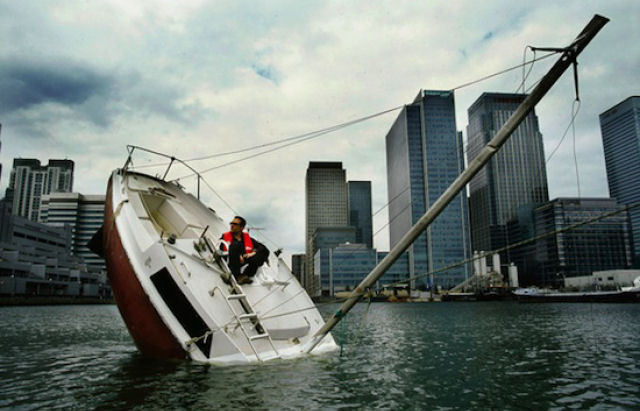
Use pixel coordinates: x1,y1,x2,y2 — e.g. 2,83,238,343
242,252,257,261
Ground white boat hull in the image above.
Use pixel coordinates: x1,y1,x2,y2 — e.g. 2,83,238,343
102,170,337,364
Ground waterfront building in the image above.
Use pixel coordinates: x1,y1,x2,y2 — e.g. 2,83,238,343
376,250,410,287
315,244,373,295
314,243,410,295
466,92,549,259
385,89,471,289
564,269,640,289
0,124,3,188
533,198,632,286
6,158,74,221
348,181,373,248
291,253,305,283
506,204,538,284
305,162,348,295
312,226,356,294
0,201,108,297
39,192,106,271
599,96,640,266
313,226,357,251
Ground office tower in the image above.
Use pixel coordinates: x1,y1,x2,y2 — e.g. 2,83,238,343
305,162,348,295
39,192,106,271
506,204,539,284
534,198,632,285
6,158,74,221
0,124,3,187
291,253,305,283
348,181,373,248
600,96,640,266
313,226,356,295
385,90,471,288
315,243,376,295
375,251,410,288
314,244,410,296
467,92,548,256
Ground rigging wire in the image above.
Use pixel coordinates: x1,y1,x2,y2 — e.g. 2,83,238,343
545,99,581,163
516,46,537,94
374,184,411,218
201,176,281,250
140,51,561,179
383,201,640,289
365,94,585,289
450,51,557,91
131,50,564,258
525,76,543,94
129,50,564,257
334,51,581,280
170,106,404,181
365,50,557,255
131,106,403,170
258,195,635,317
286,52,560,267
572,99,582,198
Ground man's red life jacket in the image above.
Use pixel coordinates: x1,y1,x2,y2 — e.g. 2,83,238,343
222,231,254,254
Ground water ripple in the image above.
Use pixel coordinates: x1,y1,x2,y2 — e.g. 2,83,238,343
0,303,639,410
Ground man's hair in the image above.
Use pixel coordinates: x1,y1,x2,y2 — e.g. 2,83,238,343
234,216,247,227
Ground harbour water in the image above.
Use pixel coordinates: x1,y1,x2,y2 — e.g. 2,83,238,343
1,302,639,410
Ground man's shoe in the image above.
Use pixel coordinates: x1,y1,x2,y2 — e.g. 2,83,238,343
237,275,253,285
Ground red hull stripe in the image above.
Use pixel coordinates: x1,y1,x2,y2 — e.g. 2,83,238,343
103,177,185,359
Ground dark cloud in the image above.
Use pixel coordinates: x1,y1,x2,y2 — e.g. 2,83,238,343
0,59,112,114
0,57,211,132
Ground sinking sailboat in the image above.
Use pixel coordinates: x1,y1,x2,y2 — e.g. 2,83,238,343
93,153,337,364
91,14,608,362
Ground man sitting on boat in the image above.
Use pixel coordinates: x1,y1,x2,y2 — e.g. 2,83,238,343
220,216,269,284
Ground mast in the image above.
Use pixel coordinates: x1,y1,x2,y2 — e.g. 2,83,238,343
304,14,609,353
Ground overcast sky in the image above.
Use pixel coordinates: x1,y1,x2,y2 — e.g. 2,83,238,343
1,1,638,261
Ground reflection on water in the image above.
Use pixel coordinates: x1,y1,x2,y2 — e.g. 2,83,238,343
0,303,639,410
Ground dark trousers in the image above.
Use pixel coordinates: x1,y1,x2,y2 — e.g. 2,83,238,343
227,241,264,277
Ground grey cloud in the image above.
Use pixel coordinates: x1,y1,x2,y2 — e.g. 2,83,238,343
0,59,111,114
252,64,279,84
0,57,211,132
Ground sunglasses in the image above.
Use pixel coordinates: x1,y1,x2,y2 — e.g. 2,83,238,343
229,222,242,226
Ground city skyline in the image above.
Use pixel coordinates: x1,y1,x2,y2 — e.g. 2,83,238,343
467,92,549,254
600,96,640,265
305,162,348,294
1,2,638,261
6,158,74,221
386,90,471,288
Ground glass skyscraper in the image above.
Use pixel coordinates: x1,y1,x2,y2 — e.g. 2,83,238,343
305,162,348,295
385,90,471,289
314,244,410,296
348,181,373,248
467,92,549,257
291,254,305,283
534,198,632,285
600,96,640,266
313,226,356,295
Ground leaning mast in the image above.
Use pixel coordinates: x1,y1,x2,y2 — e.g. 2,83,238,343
305,14,610,353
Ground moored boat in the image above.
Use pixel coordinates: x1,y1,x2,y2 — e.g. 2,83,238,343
513,285,640,303
94,161,337,364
